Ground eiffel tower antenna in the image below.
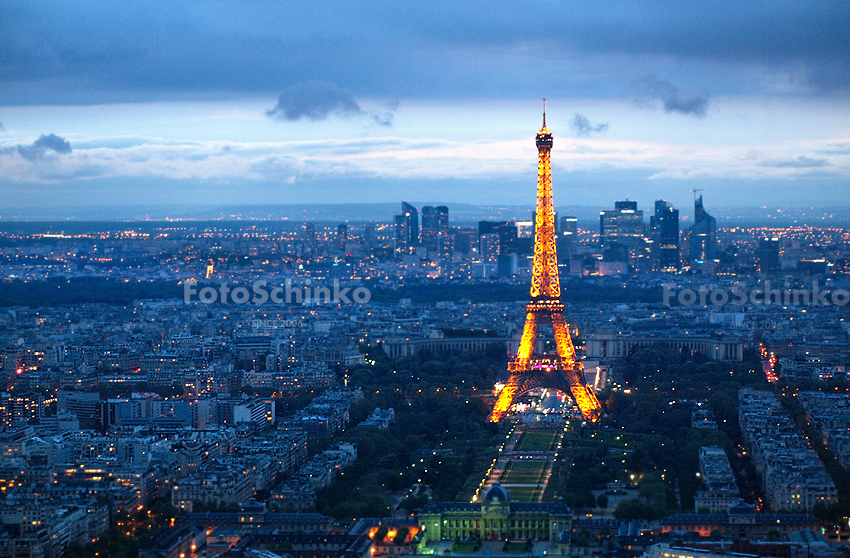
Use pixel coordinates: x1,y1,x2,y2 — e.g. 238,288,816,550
489,109,602,423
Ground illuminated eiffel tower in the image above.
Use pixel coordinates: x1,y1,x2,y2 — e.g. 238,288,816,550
489,103,602,423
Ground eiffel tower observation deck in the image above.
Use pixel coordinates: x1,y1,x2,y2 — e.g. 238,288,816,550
489,103,602,423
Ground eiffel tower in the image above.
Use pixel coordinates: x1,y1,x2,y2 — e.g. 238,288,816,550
489,103,602,423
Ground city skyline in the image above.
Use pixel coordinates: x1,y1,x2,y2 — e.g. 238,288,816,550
1,2,849,210
1,5,850,551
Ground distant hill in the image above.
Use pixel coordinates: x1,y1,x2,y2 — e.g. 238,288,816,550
1,203,848,228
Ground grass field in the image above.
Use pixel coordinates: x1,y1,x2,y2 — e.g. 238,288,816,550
514,430,559,452
500,460,546,484
506,485,542,503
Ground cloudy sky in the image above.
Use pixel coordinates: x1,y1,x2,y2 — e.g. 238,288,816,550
1,1,849,211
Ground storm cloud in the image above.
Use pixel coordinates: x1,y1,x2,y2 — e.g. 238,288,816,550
1,1,850,209
267,81,393,127
1,2,848,105
572,114,609,135
7,134,73,160
267,82,362,121
628,75,709,118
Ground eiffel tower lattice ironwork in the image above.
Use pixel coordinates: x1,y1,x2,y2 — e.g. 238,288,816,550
489,104,602,423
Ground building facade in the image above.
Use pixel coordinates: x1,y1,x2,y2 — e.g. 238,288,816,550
417,484,571,549
689,195,717,263
395,202,419,254
652,200,679,271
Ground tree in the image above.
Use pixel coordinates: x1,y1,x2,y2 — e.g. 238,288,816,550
399,494,428,510
767,528,780,542
394,527,410,545
596,494,608,510
613,498,667,520
576,529,589,547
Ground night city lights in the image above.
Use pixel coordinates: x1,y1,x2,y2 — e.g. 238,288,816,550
1,3,850,558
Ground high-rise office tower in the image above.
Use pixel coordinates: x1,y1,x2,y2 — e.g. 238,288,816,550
560,216,578,238
556,216,577,265
421,205,449,250
651,200,679,271
478,221,518,256
302,222,317,256
394,201,419,254
336,223,348,253
401,201,419,245
600,200,644,250
421,206,438,245
453,227,476,255
498,253,518,277
758,237,780,272
500,223,518,255
689,195,717,263
515,221,535,256
393,215,408,254
363,224,375,248
437,234,454,260
479,233,500,263
516,221,534,239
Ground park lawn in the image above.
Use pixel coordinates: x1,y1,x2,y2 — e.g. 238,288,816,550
515,430,559,452
500,460,546,484
506,485,541,502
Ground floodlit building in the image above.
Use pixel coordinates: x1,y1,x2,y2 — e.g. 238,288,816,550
416,483,571,549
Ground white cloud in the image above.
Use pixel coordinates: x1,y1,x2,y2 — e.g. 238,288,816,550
1,131,848,188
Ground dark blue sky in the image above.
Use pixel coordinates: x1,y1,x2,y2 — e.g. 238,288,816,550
1,1,849,210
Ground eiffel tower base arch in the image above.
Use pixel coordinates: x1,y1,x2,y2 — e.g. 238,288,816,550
489,364,600,423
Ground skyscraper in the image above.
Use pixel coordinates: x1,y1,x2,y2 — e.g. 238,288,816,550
363,224,375,248
394,215,408,254
478,221,518,256
557,215,578,264
394,201,419,254
758,237,780,272
479,233,500,263
421,205,449,250
689,195,717,263
453,227,476,255
559,216,578,238
651,200,679,271
336,223,348,253
302,222,317,257
401,201,419,245
600,200,644,250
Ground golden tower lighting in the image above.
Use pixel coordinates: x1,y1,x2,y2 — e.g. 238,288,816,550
489,102,602,423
